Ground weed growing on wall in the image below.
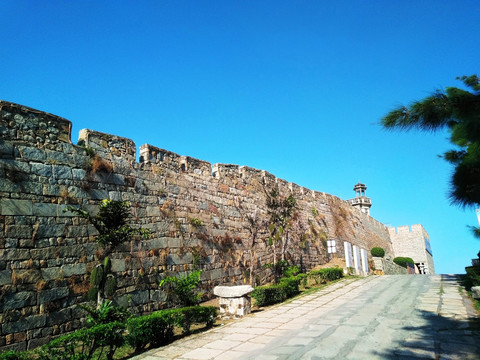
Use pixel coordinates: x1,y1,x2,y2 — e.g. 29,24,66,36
67,200,149,307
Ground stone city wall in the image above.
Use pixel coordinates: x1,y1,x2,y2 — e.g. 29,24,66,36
0,100,393,351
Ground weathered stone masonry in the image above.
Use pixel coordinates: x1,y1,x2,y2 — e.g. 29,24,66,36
0,100,393,351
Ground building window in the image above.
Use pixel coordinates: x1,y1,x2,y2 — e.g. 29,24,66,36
327,240,336,253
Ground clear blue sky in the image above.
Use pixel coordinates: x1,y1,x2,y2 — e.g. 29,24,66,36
2,1,479,274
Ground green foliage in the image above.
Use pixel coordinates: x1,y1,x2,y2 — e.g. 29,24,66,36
370,247,385,258
37,322,125,360
0,350,31,360
463,266,480,290
382,75,480,209
252,267,343,307
189,217,203,227
308,268,344,283
67,200,149,249
67,200,149,307
91,265,104,286
80,300,131,327
126,311,175,351
159,270,203,306
393,257,415,268
104,274,117,297
251,276,300,307
125,306,217,351
284,265,300,277
172,306,217,334
263,259,288,283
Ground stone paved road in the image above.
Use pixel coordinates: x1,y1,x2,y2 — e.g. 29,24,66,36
133,275,479,360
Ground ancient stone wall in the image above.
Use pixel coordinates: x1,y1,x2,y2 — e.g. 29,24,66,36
0,100,393,351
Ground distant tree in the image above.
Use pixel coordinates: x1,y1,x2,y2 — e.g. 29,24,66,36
382,75,480,236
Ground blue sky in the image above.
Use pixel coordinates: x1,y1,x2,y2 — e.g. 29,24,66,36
2,1,479,274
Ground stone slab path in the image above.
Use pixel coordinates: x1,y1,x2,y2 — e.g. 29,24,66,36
132,275,479,359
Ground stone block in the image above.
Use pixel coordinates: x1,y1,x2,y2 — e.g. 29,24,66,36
0,270,12,285
146,238,168,250
1,291,36,311
52,165,72,179
39,287,69,304
6,225,32,238
61,264,86,277
0,199,33,216
41,267,61,281
72,168,87,180
18,146,46,161
146,206,161,217
33,203,59,217
37,224,65,238
30,163,52,177
46,308,72,326
150,290,168,303
2,314,47,334
218,295,252,317
89,189,109,200
471,286,480,300
12,269,42,284
111,259,126,272
214,285,254,297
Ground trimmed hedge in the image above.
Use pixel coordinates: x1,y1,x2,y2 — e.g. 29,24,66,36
37,321,126,360
126,311,176,351
308,268,344,284
0,351,31,360
172,306,217,334
251,267,344,307
126,306,217,351
251,276,300,307
370,247,385,258
393,257,414,269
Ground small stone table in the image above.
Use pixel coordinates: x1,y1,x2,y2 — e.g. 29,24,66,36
213,285,254,318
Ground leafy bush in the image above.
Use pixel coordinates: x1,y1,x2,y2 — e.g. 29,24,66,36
251,276,300,307
393,257,415,268
464,266,480,290
80,300,131,327
370,247,385,257
308,268,344,284
37,322,125,360
284,265,300,277
126,306,216,350
0,350,32,360
126,311,176,351
159,270,203,306
173,306,217,334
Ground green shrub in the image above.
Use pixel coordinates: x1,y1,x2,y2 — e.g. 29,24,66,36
464,266,480,290
126,311,176,351
393,257,415,269
284,265,300,277
251,276,300,307
80,300,131,327
159,270,203,306
173,306,217,334
37,322,125,360
370,247,385,257
0,350,32,360
308,267,344,284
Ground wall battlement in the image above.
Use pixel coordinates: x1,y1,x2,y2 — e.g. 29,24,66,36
1,100,393,351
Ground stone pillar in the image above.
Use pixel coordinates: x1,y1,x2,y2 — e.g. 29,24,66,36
213,285,254,318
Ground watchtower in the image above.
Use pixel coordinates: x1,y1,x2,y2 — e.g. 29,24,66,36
347,182,372,215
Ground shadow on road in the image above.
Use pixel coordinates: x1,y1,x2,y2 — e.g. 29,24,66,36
374,310,480,359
